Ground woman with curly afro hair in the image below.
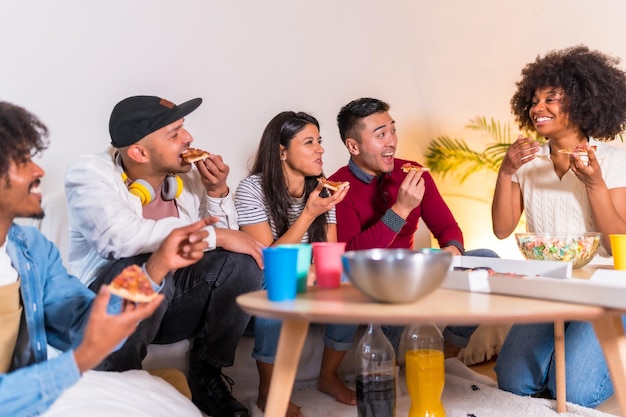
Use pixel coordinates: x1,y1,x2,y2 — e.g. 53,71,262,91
492,45,626,407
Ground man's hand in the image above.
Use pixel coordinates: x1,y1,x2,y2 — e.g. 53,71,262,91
215,228,265,268
442,245,463,256
392,169,426,219
195,153,230,198
145,218,214,283
73,285,164,373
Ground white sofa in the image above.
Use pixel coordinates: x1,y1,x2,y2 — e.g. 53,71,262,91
22,191,509,397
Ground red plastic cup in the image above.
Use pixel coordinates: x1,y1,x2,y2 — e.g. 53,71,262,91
312,242,346,289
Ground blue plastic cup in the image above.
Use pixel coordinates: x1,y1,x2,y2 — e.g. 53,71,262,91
278,244,312,293
263,246,299,301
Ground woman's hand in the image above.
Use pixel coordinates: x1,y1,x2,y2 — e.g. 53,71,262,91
303,182,349,219
499,135,540,176
569,147,603,187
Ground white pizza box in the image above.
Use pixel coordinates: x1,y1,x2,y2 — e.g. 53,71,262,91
441,256,626,309
486,270,626,309
441,256,571,293
441,268,491,292
451,256,572,278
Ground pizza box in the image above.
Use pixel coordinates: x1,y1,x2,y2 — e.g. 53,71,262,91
486,270,626,309
441,256,626,309
441,256,571,292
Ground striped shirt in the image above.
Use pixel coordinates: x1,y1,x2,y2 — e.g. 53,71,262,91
234,174,336,242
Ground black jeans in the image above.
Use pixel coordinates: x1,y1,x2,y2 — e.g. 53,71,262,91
444,248,500,348
90,249,263,371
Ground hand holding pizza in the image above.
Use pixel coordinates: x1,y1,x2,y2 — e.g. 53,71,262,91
194,152,231,198
569,145,604,187
303,180,349,220
393,168,427,219
73,285,163,373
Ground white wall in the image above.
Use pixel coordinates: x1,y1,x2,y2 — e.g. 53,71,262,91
2,0,626,257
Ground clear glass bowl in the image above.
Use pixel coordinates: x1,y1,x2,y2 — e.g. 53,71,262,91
515,232,602,269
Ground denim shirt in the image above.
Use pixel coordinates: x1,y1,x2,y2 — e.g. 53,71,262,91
0,224,97,417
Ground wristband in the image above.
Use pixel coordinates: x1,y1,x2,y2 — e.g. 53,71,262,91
204,225,217,251
382,208,406,233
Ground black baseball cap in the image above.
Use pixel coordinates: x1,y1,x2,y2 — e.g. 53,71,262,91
109,95,202,147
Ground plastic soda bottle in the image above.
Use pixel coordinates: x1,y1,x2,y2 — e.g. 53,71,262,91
355,323,396,417
405,323,446,417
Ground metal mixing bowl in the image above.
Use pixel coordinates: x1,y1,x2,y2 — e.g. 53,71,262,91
342,248,452,303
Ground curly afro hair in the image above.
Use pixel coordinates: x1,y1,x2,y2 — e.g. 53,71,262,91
0,102,49,182
510,45,626,141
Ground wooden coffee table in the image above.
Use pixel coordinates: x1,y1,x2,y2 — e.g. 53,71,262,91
237,284,626,416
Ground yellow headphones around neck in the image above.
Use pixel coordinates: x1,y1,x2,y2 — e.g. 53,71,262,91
115,153,183,206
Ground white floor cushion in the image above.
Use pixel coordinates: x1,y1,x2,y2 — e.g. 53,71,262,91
41,370,202,417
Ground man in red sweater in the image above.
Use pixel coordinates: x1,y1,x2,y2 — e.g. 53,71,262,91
329,98,498,382
329,97,466,254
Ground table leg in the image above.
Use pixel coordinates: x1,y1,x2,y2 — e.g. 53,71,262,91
592,315,626,417
554,320,566,413
264,318,310,417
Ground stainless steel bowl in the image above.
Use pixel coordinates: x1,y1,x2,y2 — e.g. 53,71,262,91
342,248,452,303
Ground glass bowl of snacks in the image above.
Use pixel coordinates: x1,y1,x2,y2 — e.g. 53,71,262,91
515,232,602,269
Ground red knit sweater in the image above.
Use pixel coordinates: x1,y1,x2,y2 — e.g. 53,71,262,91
328,158,463,251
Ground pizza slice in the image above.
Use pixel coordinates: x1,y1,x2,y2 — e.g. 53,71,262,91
318,177,350,192
401,163,430,173
108,264,158,303
557,145,597,155
181,147,211,163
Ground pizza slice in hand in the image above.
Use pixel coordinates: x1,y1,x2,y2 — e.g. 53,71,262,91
109,264,158,303
181,147,211,163
318,177,350,193
401,163,430,173
557,145,597,155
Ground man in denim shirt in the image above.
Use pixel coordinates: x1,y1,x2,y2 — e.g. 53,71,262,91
0,101,210,416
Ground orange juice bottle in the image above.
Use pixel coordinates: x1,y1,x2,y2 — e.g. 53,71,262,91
405,324,446,417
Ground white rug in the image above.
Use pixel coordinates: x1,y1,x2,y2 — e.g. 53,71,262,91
243,372,614,417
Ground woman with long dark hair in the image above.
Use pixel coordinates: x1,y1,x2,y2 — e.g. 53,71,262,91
235,111,355,416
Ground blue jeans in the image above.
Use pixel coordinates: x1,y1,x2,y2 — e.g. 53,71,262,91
253,318,358,363
444,248,500,347
253,320,404,363
90,249,263,370
495,318,625,407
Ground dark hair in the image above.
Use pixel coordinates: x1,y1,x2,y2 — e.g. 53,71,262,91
337,97,390,144
511,45,626,141
250,111,328,243
0,102,49,183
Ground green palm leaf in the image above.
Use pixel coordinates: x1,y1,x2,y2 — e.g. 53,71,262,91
465,116,511,143
425,135,495,183
425,116,541,183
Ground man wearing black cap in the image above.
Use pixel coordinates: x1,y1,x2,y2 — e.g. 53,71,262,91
64,95,264,417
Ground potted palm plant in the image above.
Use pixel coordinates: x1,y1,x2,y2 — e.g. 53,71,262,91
424,116,540,182
422,116,541,257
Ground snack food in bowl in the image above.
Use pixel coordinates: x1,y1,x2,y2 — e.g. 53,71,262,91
515,232,602,269
341,248,452,303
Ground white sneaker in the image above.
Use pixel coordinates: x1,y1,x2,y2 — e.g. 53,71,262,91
444,357,497,387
